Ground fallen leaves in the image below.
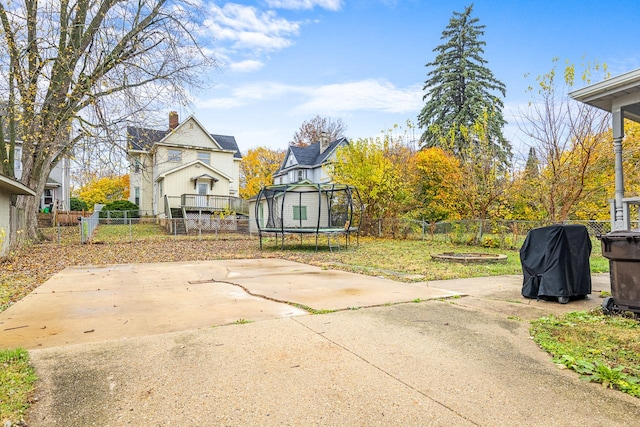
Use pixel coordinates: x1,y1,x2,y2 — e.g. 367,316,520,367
1,225,525,313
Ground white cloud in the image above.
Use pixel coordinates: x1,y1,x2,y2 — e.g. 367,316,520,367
229,59,265,73
205,3,300,52
196,96,246,109
196,79,422,115
265,0,343,11
298,80,423,115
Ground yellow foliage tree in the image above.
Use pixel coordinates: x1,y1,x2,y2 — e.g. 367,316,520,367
328,133,416,225
621,120,640,197
239,147,285,199
411,147,461,222
518,60,611,221
77,175,130,210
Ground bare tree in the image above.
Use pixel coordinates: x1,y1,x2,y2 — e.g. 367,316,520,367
518,61,610,221
0,0,213,249
291,115,347,147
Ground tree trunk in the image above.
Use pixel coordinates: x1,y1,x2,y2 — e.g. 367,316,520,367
11,153,55,247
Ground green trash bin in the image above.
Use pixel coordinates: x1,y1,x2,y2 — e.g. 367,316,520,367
599,231,640,315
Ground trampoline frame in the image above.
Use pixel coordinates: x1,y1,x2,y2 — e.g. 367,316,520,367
255,181,362,251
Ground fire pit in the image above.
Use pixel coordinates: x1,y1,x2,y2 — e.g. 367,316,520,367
431,252,507,262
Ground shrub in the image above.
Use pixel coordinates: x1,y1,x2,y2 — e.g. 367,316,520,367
99,200,140,219
70,197,89,211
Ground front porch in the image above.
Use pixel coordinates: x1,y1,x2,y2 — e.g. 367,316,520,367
164,194,249,217
162,194,249,235
570,69,640,230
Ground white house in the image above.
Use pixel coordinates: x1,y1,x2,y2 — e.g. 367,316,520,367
272,135,348,185
127,112,244,217
0,174,36,256
11,143,71,212
249,135,349,233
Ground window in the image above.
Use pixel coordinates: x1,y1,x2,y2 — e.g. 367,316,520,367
131,158,141,173
297,169,305,181
168,149,182,162
197,151,210,165
43,189,53,206
293,205,307,221
134,187,140,206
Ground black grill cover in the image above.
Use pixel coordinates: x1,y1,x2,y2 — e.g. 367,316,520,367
520,224,592,299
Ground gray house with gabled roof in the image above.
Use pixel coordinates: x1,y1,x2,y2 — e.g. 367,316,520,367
272,136,348,185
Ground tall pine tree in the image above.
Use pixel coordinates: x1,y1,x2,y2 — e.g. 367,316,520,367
524,147,540,179
418,4,510,164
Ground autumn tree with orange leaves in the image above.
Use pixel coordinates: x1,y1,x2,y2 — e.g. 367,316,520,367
239,147,285,199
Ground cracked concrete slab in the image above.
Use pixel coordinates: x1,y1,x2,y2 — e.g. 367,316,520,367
0,259,458,350
220,258,459,311
25,299,640,426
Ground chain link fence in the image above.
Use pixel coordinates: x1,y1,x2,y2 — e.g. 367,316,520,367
359,218,612,249
58,212,615,248
76,214,250,244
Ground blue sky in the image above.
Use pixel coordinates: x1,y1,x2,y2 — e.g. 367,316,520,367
181,0,640,162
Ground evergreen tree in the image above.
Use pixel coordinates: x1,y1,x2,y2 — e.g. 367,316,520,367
418,4,510,164
524,147,540,179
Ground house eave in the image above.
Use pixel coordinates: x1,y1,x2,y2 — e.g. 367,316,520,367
154,141,236,155
155,160,233,182
0,174,36,196
569,68,640,122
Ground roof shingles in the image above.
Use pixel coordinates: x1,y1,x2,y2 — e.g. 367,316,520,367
127,126,242,159
285,138,346,169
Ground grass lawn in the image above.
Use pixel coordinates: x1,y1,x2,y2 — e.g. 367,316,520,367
0,348,37,425
531,310,640,398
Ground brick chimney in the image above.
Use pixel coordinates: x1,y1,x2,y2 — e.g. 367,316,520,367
169,111,179,130
319,132,330,153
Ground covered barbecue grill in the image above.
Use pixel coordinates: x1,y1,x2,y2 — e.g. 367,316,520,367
520,224,592,303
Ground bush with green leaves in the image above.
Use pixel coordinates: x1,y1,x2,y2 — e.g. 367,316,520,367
99,200,140,219
70,197,89,211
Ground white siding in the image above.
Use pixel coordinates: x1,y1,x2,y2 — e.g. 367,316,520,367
130,153,154,213
279,187,329,229
130,116,242,215
162,164,231,200
168,119,218,149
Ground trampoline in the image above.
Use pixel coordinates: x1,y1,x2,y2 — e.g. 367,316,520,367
255,181,363,250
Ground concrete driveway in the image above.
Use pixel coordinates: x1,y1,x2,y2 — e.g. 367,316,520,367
1,259,639,426
0,259,459,350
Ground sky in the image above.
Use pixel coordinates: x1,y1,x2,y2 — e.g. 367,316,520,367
175,0,640,163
